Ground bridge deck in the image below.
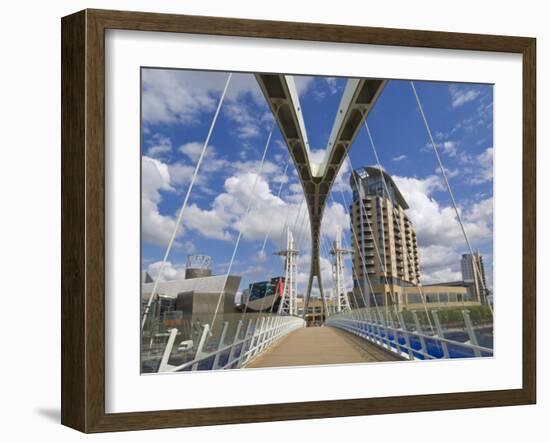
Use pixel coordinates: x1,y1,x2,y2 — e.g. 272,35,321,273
246,326,402,368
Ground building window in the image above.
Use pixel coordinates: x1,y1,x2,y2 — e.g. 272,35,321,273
426,293,438,303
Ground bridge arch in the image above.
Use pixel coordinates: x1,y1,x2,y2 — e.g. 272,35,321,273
255,74,386,315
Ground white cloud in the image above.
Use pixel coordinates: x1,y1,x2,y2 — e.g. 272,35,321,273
142,69,221,125
167,162,195,187
141,156,178,247
392,154,407,162
171,170,295,246
182,241,196,254
468,147,493,185
419,244,460,271
306,148,351,194
442,140,458,156
395,176,462,247
146,133,172,157
435,166,460,179
296,253,333,295
293,76,316,96
142,70,267,137
393,174,492,284
183,203,233,241
464,197,493,227
158,164,348,281
143,143,493,289
449,84,481,108
178,141,204,162
320,202,349,242
331,154,352,193
324,77,340,94
395,174,492,247
146,261,187,282
421,266,462,284
143,156,300,249
308,147,325,164
417,244,462,284
223,101,272,139
424,140,458,157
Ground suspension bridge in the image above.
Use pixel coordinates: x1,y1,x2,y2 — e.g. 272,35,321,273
141,74,493,373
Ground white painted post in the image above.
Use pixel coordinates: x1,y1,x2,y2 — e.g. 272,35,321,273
267,317,277,346
375,309,391,351
462,310,482,357
365,310,379,345
237,319,255,368
157,328,178,372
398,312,414,359
226,320,243,369
359,310,370,340
252,317,267,358
191,324,210,371
241,318,260,367
431,310,450,358
371,309,385,348
259,317,272,353
271,316,281,345
412,311,428,357
212,321,229,370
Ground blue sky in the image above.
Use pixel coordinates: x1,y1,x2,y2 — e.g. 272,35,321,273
141,68,494,298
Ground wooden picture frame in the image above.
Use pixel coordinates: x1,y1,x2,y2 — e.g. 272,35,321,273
61,8,536,433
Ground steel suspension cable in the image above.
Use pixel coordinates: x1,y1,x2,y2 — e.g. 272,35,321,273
141,73,232,331
334,180,382,314
410,81,493,317
361,120,437,333
345,159,401,321
210,109,279,329
296,204,311,250
260,159,291,254
267,193,306,316
319,229,336,312
328,192,370,310
240,157,291,316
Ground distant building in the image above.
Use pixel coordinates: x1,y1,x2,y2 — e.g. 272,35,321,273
461,252,489,303
141,270,153,284
350,166,419,308
141,255,241,331
296,296,338,326
349,166,480,311
240,277,285,312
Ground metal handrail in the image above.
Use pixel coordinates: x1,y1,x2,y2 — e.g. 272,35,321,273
157,315,306,372
331,317,492,353
326,309,493,360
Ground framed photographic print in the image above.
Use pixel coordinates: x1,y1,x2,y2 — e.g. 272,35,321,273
61,9,536,433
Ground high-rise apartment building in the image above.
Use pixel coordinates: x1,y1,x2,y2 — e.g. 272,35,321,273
350,167,420,308
348,166,481,311
461,252,488,303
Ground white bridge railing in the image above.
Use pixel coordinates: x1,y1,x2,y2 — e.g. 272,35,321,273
157,315,306,373
326,308,493,360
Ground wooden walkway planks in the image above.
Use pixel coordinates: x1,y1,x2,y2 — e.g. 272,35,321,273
246,326,402,368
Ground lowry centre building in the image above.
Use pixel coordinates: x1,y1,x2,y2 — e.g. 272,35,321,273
349,166,479,310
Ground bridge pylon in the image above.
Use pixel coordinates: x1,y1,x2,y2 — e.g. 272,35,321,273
275,226,299,316
330,228,352,314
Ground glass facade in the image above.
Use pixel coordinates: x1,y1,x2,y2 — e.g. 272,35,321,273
249,281,275,301
351,168,400,207
247,277,285,301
